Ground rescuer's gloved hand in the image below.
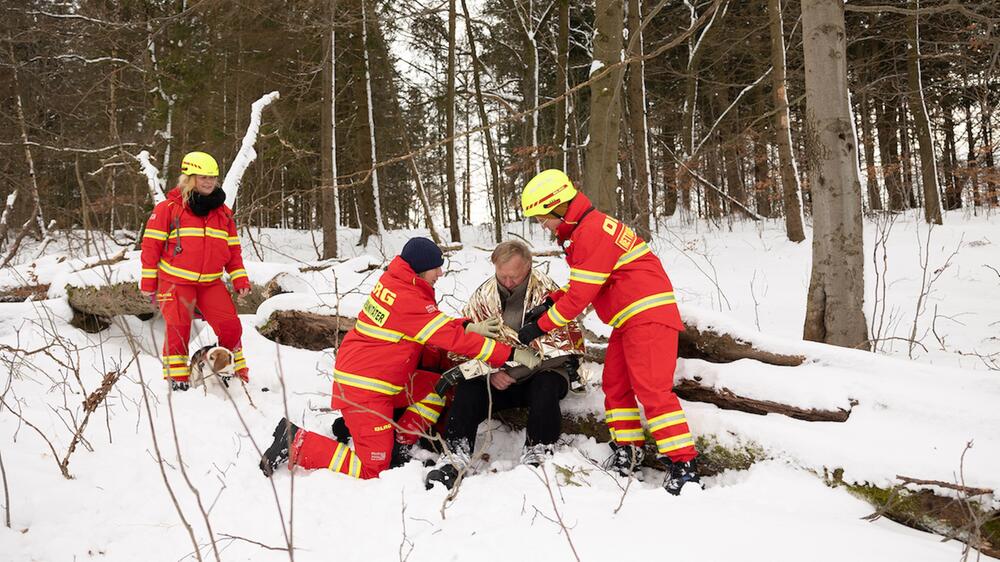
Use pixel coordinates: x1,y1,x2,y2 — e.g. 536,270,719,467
523,297,554,325
512,347,543,370
517,321,545,345
465,317,503,339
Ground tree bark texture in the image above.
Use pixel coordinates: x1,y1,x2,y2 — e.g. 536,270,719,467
801,0,870,350
625,0,652,240
767,0,806,242
905,3,943,225
585,0,624,213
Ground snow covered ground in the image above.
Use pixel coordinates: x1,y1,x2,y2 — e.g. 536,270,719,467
1,209,998,561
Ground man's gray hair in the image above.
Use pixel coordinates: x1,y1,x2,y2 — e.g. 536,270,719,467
491,240,532,265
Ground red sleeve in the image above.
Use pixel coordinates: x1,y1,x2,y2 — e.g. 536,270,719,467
139,202,171,293
224,212,250,291
402,308,511,368
537,227,621,333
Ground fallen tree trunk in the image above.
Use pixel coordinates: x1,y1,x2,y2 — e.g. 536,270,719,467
673,379,851,422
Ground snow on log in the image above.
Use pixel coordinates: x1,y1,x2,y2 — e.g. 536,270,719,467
134,150,166,203
673,379,851,422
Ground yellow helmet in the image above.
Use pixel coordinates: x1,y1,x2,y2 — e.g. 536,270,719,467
180,151,219,177
521,169,578,217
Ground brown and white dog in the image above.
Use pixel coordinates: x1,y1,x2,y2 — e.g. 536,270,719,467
189,345,236,389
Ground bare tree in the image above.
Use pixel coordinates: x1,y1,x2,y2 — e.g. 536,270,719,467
904,0,944,224
445,0,461,242
625,0,652,239
801,0,870,349
585,0,624,211
767,0,805,242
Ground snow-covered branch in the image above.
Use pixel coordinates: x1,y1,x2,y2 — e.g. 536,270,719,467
222,91,280,210
134,150,166,204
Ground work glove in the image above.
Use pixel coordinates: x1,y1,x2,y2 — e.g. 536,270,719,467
517,321,545,345
512,347,543,370
523,297,554,325
434,361,492,396
465,317,503,339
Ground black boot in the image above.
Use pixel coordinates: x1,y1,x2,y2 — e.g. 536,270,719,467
391,440,413,469
171,380,190,392
259,418,300,477
331,417,351,444
602,443,645,478
662,457,700,495
424,464,460,490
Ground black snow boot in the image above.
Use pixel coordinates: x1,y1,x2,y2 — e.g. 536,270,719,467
424,463,460,490
331,417,351,444
602,442,645,478
259,418,300,477
391,440,413,469
170,380,190,392
662,457,700,495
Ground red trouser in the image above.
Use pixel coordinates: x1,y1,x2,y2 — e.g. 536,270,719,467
157,281,248,382
289,370,444,479
602,321,697,462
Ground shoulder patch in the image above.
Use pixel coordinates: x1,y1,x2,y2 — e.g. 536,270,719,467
425,304,438,314
615,226,636,251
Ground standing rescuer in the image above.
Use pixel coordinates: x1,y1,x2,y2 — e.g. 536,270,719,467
140,151,251,391
259,237,543,480
518,169,700,495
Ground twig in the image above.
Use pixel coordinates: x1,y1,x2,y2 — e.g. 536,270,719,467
895,474,993,497
218,533,289,552
0,449,10,527
531,466,580,561
985,265,1000,280
399,491,414,562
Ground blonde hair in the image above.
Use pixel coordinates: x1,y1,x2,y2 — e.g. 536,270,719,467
177,174,197,205
491,240,532,265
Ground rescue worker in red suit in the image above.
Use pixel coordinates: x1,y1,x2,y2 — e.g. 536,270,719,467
259,237,543,480
517,169,700,494
139,151,251,391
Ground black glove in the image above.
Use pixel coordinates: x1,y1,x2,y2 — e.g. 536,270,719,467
517,321,545,345
562,354,581,380
523,297,555,325
434,364,465,396
170,380,190,392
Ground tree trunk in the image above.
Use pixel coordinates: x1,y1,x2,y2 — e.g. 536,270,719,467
554,0,570,171
461,0,503,242
859,89,882,211
717,86,746,211
585,0,624,212
981,103,999,206
625,0,652,239
965,97,981,207
767,0,805,242
359,0,383,244
905,4,943,224
801,0,870,350
875,97,905,211
663,136,678,216
445,0,461,242
321,8,339,259
942,106,962,210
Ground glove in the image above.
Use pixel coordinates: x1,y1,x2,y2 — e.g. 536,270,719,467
517,321,545,345
512,347,542,370
434,365,465,396
523,297,554,325
170,380,190,392
465,317,503,339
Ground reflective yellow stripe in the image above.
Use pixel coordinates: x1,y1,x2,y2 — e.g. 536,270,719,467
329,442,349,472
141,268,158,278
546,306,569,328
143,229,168,241
608,292,677,328
473,338,496,361
233,349,244,360
413,313,449,344
158,260,224,282
648,410,687,432
605,408,641,422
420,393,446,407
334,369,403,396
406,402,441,423
228,268,248,280
613,242,650,270
227,236,241,246
656,432,695,453
205,227,229,240
347,453,362,478
354,320,404,342
172,227,206,237
569,267,610,285
610,428,645,442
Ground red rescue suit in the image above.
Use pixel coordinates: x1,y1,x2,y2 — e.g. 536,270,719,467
140,187,251,382
291,256,512,479
539,192,696,462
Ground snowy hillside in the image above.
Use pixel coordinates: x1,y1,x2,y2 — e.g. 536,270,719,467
1,211,998,561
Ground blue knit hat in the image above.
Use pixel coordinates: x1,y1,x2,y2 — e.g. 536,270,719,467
401,237,444,273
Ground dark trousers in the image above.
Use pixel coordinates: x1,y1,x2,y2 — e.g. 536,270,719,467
445,370,568,449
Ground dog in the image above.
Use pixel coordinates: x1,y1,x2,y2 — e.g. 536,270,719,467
189,345,236,389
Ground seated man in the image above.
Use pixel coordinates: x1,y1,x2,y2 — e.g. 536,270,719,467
426,240,585,489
